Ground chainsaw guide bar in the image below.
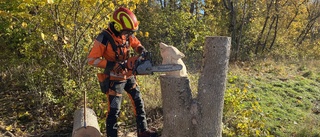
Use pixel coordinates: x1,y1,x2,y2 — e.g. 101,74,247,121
135,60,182,75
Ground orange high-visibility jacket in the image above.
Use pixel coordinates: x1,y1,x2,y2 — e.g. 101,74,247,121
87,28,143,81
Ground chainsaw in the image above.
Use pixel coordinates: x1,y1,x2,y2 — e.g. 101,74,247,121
127,52,182,75
98,52,180,93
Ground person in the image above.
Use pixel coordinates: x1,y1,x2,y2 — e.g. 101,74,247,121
87,7,157,137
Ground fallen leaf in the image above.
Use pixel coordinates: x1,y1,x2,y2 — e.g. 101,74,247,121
41,32,45,40
6,125,12,131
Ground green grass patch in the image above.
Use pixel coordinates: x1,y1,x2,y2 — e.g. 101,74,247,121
227,59,320,136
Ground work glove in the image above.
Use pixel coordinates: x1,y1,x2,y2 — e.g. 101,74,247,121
113,62,128,74
137,46,147,54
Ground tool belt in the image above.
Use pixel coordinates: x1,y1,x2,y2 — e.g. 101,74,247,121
97,61,127,93
97,60,116,94
97,72,128,93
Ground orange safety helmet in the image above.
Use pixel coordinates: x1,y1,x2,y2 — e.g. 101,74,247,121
110,7,139,32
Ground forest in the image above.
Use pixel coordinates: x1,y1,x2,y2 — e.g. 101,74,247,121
1,0,320,136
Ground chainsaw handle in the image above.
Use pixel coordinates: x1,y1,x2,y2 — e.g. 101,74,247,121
133,57,141,75
126,51,153,75
141,51,152,61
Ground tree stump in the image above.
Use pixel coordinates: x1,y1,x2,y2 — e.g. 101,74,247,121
72,107,101,137
160,75,194,137
159,36,231,137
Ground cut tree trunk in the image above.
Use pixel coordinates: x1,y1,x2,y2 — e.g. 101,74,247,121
196,36,231,137
160,36,231,137
72,107,101,137
160,76,194,137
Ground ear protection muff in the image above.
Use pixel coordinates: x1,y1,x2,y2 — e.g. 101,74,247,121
114,22,122,32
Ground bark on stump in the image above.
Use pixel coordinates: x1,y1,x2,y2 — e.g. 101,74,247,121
72,107,101,137
160,76,194,137
160,36,231,137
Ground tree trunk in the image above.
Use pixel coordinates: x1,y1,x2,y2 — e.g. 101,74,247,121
160,76,194,137
196,36,231,137
72,107,101,137
160,37,231,137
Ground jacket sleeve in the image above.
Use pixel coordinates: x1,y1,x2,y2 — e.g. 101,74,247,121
87,40,108,68
129,35,145,53
88,31,116,69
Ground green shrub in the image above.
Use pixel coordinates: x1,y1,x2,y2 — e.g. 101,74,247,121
223,83,270,136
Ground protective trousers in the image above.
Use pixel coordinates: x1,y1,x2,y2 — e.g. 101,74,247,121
106,76,147,137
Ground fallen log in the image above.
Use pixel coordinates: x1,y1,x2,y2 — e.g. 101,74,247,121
72,107,101,137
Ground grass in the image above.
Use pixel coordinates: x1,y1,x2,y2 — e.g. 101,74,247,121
226,59,320,136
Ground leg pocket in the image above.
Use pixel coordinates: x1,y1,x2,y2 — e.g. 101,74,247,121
109,81,126,94
124,76,138,91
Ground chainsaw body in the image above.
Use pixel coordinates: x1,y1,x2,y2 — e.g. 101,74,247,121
127,52,182,75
